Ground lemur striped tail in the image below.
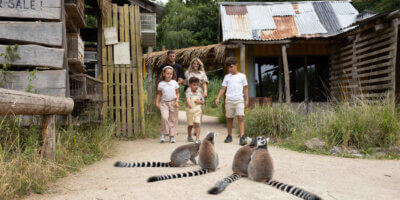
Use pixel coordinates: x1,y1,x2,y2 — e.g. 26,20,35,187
208,174,240,195
265,180,322,200
114,161,172,167
148,169,209,182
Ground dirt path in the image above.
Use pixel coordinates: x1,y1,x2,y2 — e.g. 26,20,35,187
25,111,400,200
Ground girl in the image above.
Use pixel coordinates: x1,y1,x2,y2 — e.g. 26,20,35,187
156,66,180,143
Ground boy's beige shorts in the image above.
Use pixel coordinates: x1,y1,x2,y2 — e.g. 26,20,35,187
225,99,245,118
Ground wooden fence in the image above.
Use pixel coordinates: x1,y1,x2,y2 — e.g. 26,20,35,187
0,88,74,160
101,4,145,137
330,16,399,100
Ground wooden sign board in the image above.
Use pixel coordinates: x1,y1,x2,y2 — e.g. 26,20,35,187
0,0,61,20
0,70,66,97
0,45,64,69
114,42,131,65
104,27,118,45
0,22,62,47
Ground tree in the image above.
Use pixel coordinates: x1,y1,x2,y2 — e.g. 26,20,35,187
156,0,218,50
352,0,400,13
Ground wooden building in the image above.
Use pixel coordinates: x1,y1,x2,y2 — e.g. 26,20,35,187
0,0,163,136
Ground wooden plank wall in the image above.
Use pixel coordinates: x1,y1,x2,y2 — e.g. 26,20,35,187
101,4,145,137
330,18,399,100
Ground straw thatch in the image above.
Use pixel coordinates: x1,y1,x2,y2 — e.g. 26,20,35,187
144,44,226,70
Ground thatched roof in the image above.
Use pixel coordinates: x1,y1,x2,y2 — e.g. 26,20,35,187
144,44,226,70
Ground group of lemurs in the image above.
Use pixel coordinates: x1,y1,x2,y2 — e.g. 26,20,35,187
114,132,322,200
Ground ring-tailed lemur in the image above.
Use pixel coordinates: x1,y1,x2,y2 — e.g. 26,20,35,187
114,142,200,168
208,137,256,194
147,132,219,182
248,136,322,200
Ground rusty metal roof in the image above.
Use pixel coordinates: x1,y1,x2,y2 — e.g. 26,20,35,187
219,1,359,42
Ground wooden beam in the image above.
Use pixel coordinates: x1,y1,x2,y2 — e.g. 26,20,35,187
0,70,67,97
392,18,398,98
41,115,55,160
0,45,64,69
240,43,245,74
0,0,61,20
128,0,155,13
0,88,74,116
282,45,291,103
278,57,283,103
0,22,63,47
147,46,153,114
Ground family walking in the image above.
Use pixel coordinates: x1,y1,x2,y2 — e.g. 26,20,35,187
155,50,249,146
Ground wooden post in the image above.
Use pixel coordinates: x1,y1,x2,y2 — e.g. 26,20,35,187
147,46,154,114
282,45,291,103
392,19,398,98
240,43,246,74
278,57,283,103
304,56,309,114
41,115,55,160
257,63,263,96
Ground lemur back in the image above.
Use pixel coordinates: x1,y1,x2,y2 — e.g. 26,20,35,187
248,136,322,200
148,132,219,182
114,143,200,168
208,137,256,194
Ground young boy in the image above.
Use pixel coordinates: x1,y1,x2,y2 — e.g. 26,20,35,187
215,57,249,146
186,77,204,143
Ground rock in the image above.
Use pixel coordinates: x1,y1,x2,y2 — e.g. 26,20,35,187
330,146,342,154
304,138,325,150
345,149,360,155
351,153,363,158
374,152,387,157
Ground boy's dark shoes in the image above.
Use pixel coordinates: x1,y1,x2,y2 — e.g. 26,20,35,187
224,135,232,143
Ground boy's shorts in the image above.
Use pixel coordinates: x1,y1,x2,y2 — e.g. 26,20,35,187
225,99,245,118
186,107,202,126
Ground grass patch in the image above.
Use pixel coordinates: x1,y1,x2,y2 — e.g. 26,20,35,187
0,118,115,199
245,96,400,159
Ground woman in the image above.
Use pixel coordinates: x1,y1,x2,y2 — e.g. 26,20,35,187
185,58,208,142
185,58,208,97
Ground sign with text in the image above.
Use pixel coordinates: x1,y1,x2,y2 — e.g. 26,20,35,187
114,42,131,65
0,0,61,20
104,27,118,45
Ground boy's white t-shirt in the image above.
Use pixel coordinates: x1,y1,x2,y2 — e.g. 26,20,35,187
222,73,248,101
158,80,179,101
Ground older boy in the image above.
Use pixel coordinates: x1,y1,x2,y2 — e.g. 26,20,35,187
186,77,204,143
215,57,249,146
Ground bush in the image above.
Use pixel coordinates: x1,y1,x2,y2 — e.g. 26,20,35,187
0,118,115,199
245,96,400,152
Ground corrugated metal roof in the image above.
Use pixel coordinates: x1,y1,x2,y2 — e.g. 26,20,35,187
295,13,327,35
247,5,276,30
312,1,342,35
261,16,299,40
270,3,296,16
225,5,248,15
219,1,359,42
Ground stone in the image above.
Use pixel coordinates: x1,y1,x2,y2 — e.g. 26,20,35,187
304,138,325,150
351,153,363,158
345,149,360,155
330,146,342,154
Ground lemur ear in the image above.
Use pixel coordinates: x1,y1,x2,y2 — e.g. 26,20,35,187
266,137,270,143
246,137,252,143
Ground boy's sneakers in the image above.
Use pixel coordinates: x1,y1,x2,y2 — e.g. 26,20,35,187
160,134,165,143
195,139,201,144
170,136,176,143
187,136,194,142
224,135,232,143
239,136,247,146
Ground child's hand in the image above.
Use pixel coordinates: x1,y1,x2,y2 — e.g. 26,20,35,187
203,91,207,98
156,103,160,110
195,99,203,105
215,98,219,106
175,101,180,108
188,104,193,109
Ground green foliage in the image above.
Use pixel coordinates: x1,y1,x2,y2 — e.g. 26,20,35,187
0,45,20,87
245,96,400,155
25,69,38,93
0,119,115,199
156,0,219,50
352,0,400,13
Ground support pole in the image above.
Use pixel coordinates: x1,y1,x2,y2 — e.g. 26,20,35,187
304,56,309,114
278,57,283,103
240,43,246,74
147,46,153,114
282,45,291,103
41,115,55,160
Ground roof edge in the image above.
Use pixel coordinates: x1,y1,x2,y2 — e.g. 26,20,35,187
218,1,352,6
